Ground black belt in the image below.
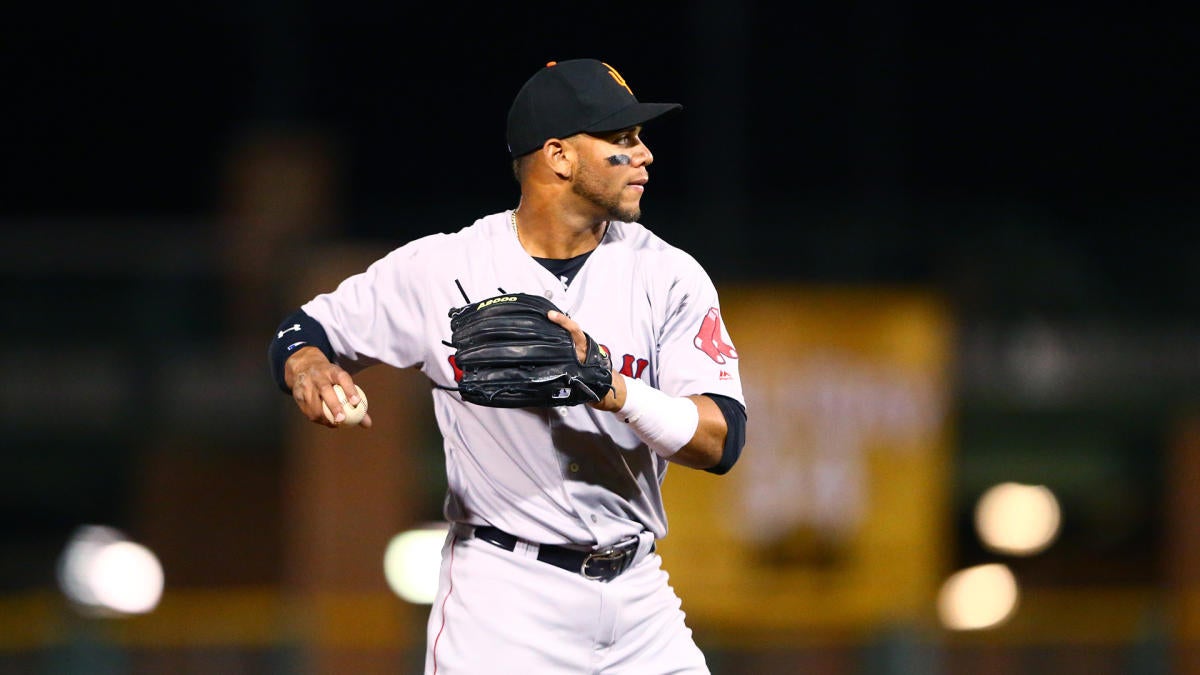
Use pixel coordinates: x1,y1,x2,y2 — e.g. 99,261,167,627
472,526,652,582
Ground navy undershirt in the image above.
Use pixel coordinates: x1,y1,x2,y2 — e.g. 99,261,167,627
532,251,593,287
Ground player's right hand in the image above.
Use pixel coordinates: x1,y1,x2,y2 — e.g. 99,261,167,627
285,346,374,428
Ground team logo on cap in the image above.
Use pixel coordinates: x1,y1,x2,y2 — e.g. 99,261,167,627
602,62,633,95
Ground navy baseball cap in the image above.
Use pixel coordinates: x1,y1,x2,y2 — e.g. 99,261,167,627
506,59,682,158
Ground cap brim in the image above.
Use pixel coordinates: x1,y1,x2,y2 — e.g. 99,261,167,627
582,102,682,134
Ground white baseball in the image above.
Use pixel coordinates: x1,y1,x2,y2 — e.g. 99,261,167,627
322,384,368,426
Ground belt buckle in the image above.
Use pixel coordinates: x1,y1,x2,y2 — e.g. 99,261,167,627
581,541,636,581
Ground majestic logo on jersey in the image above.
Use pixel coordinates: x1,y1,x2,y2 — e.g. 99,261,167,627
693,307,738,364
602,62,633,96
448,355,464,383
476,295,517,310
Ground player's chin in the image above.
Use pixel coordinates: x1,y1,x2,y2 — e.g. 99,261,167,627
614,193,643,221
611,206,641,223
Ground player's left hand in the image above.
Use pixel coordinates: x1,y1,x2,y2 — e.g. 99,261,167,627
547,310,627,412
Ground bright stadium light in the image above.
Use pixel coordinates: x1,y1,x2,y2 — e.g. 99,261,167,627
89,541,165,614
57,525,164,616
974,482,1062,555
937,563,1019,631
58,525,123,610
383,524,449,605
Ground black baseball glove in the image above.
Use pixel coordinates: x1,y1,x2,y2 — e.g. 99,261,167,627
447,293,613,408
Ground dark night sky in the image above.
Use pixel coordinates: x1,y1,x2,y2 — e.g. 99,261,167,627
4,2,1198,303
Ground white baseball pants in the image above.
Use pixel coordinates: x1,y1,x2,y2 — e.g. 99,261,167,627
424,530,709,674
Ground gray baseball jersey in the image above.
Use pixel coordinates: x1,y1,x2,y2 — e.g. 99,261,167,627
302,210,744,548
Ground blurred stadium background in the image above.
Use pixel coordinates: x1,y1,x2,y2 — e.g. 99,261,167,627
2,2,1197,673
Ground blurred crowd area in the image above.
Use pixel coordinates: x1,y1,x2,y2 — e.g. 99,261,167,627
3,2,1199,673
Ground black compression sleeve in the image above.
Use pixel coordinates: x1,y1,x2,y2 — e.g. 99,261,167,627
704,393,747,475
267,309,336,393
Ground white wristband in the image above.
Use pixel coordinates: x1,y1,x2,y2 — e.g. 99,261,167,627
617,377,700,458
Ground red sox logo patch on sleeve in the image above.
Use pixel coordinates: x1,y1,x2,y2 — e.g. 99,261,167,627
693,307,738,364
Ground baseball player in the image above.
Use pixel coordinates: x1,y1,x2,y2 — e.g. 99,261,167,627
268,59,746,674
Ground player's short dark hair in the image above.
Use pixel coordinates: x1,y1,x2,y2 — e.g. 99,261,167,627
511,155,532,183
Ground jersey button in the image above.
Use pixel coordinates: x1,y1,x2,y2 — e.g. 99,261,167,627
543,290,554,299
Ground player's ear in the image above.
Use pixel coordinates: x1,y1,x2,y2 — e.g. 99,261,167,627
544,139,574,179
